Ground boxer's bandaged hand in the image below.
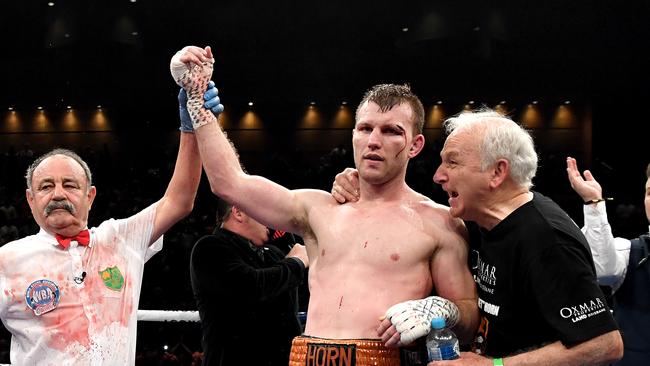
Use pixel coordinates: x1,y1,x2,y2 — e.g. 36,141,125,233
170,49,216,130
384,296,460,345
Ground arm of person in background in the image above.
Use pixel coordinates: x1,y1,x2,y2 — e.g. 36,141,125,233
193,237,309,303
566,157,630,289
170,45,317,237
148,72,224,244
429,330,622,366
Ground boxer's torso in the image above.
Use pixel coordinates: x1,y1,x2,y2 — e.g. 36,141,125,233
302,191,457,339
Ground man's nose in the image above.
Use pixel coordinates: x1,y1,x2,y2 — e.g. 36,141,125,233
433,167,446,184
367,128,382,148
52,184,66,198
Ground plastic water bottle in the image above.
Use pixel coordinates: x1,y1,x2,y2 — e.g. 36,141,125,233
426,317,460,361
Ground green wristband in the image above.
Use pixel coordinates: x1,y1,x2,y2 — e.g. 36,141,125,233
493,358,504,366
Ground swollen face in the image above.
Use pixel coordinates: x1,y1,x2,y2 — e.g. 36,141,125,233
27,155,95,237
352,101,414,185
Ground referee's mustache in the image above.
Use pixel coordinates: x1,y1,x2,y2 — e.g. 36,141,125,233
44,200,76,216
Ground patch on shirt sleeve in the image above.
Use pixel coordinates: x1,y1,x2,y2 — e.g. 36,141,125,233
99,266,124,291
25,279,60,316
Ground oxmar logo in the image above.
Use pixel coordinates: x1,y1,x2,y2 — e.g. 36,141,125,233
475,255,497,286
560,297,606,323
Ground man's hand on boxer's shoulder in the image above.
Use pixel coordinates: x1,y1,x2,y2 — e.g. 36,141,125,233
332,168,360,203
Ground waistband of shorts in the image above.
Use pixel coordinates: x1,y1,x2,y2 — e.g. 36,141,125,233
289,335,402,366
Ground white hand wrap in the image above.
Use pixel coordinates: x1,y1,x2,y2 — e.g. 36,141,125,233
170,49,216,130
384,296,460,345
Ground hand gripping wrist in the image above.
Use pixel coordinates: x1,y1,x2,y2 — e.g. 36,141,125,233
170,49,217,130
384,296,460,345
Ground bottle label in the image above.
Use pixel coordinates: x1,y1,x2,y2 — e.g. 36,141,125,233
427,343,459,361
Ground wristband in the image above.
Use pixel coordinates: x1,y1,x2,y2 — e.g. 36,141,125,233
583,197,613,205
493,358,504,366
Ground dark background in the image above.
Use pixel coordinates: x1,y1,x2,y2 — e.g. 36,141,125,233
1,0,648,186
0,1,647,117
1,1,649,364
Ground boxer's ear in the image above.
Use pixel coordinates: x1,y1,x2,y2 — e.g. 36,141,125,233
408,134,425,158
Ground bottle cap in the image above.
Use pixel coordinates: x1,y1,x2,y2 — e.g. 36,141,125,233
431,317,445,329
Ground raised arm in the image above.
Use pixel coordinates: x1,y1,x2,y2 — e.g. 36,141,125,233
566,156,603,203
170,45,310,236
149,112,203,244
150,71,225,245
566,157,629,287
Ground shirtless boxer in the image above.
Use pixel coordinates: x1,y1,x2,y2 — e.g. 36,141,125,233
170,45,478,366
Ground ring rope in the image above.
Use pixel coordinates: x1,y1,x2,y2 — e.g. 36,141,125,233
136,310,200,322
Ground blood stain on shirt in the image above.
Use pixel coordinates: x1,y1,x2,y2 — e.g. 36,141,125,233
43,304,91,350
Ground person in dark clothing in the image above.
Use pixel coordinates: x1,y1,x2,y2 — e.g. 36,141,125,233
428,110,622,365
190,198,309,366
567,157,650,366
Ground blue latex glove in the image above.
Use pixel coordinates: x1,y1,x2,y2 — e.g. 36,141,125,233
204,81,224,114
178,88,193,133
178,81,224,133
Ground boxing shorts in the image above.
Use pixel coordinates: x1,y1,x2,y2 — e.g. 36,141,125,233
289,335,427,366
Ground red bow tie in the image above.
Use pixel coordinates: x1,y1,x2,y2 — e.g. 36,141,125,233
55,229,90,249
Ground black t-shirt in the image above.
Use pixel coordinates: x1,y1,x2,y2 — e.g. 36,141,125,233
190,228,306,366
468,192,618,357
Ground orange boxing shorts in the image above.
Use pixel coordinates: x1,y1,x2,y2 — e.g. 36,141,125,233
289,335,426,366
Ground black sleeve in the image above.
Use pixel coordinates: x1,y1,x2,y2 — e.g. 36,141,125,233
192,235,305,304
526,233,618,346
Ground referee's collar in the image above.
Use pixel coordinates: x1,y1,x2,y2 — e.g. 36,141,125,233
36,228,61,247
